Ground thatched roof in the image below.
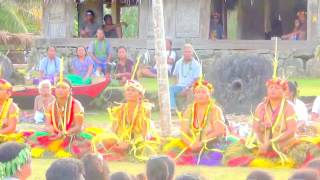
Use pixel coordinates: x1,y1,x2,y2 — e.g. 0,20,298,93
0,31,33,47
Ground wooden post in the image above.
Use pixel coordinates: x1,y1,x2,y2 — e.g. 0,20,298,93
111,0,121,24
42,0,75,38
151,0,172,136
307,0,319,41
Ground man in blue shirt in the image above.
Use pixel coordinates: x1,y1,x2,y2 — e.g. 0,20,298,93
39,46,61,81
170,44,201,111
88,28,112,76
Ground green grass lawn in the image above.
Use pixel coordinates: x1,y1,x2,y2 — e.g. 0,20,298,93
110,77,320,96
31,159,294,180
292,78,320,96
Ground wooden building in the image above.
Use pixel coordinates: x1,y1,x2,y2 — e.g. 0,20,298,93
39,0,320,50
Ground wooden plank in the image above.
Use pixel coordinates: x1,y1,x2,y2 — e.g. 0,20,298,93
199,0,211,39
138,0,149,39
34,38,320,51
307,0,319,40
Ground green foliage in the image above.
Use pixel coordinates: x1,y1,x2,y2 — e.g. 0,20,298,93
121,7,139,38
0,0,42,33
0,5,28,33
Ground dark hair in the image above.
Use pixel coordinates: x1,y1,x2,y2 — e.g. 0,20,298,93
110,172,131,180
76,46,87,55
288,81,298,98
118,46,127,52
57,79,73,89
147,156,169,180
96,28,105,34
81,154,109,180
85,10,95,17
246,170,274,180
46,158,84,180
136,173,146,180
306,158,320,171
289,169,319,180
175,174,201,180
47,46,56,52
158,156,175,180
104,14,113,22
0,142,26,163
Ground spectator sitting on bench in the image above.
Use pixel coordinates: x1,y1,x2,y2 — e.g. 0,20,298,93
140,39,176,78
66,46,94,85
169,44,201,112
114,46,134,85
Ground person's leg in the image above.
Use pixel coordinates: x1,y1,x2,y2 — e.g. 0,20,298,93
102,64,108,76
169,85,184,110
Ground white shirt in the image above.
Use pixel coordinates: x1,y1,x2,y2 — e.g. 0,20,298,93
292,99,309,123
312,96,320,114
153,50,176,72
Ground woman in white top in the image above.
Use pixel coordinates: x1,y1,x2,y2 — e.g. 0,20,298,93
311,96,320,121
287,81,309,124
140,39,176,78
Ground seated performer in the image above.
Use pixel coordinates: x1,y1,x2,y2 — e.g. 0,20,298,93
164,80,234,166
93,80,158,161
30,79,92,158
253,79,296,154
0,79,22,143
224,78,320,167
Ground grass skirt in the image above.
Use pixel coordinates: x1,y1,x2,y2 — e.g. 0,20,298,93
223,138,320,168
92,132,161,162
163,136,238,166
27,130,93,158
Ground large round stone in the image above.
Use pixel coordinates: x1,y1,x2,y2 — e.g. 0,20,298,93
205,54,272,114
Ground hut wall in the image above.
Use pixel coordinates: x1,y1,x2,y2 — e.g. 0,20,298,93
308,0,320,40
42,0,75,38
139,0,211,40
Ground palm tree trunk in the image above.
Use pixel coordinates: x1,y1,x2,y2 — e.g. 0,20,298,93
151,0,172,136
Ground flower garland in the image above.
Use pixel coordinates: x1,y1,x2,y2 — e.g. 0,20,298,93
0,146,31,179
0,98,12,129
51,95,73,135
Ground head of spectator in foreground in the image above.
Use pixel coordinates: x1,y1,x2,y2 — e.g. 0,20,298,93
146,156,169,180
175,174,203,180
38,79,52,96
46,158,85,180
246,170,274,180
305,158,320,175
110,172,131,180
288,169,320,180
81,153,110,180
0,142,32,180
156,156,175,180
